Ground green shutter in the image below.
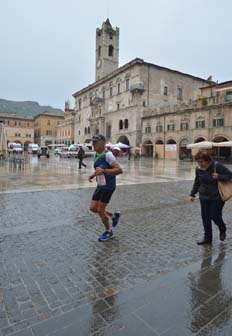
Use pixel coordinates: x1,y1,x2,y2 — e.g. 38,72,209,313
213,119,216,127
202,120,205,128
195,121,198,129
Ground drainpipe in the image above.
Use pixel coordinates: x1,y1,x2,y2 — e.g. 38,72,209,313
147,66,150,107
163,115,166,159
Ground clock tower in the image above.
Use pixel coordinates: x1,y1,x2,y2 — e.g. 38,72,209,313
95,19,119,81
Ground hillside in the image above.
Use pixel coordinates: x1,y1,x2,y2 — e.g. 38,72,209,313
0,99,64,117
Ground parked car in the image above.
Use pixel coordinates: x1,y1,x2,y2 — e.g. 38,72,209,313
54,147,63,155
7,142,23,154
38,146,49,158
27,143,40,154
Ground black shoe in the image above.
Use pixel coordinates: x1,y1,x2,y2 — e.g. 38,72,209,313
197,239,212,245
220,231,226,241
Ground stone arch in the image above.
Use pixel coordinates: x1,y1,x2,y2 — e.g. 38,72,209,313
117,135,130,145
179,138,191,160
194,136,206,143
212,135,231,160
166,138,176,144
143,140,153,157
24,141,31,151
155,139,164,144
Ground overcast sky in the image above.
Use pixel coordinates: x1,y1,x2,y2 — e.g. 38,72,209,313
0,0,231,109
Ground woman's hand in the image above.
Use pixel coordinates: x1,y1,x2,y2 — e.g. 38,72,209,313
189,196,195,202
212,172,219,180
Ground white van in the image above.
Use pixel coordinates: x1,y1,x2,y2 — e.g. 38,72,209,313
27,143,40,154
7,142,23,154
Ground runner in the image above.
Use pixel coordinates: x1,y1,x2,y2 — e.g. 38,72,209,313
89,134,122,241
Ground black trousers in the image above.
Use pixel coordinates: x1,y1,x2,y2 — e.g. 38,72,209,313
200,198,226,241
78,158,86,169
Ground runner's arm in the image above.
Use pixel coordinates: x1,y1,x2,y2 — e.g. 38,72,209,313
95,161,122,176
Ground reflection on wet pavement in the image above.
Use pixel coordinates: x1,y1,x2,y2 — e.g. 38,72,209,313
0,154,199,193
0,155,232,335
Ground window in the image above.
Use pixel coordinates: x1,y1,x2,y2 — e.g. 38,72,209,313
109,32,113,40
164,86,168,96
124,119,129,129
167,123,175,131
126,78,130,91
143,101,146,107
119,120,123,130
180,122,188,130
213,118,224,127
47,120,51,126
110,87,113,97
145,126,151,133
90,96,92,105
79,99,82,110
98,46,101,57
27,122,30,127
196,120,205,128
156,124,163,132
84,127,87,135
106,124,111,139
102,90,105,99
226,91,232,102
46,130,52,136
109,45,114,57
88,126,90,134
117,83,121,95
15,121,21,126
117,103,120,110
177,87,183,100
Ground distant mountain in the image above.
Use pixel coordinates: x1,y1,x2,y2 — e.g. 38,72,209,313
0,99,64,117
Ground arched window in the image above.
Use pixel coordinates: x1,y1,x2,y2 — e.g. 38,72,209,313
84,127,87,135
98,46,101,57
124,119,129,129
119,120,123,130
88,126,90,134
109,45,114,57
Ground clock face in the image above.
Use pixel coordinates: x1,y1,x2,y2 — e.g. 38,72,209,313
97,59,102,68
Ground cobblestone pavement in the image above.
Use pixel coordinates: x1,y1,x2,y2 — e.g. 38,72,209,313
0,159,232,335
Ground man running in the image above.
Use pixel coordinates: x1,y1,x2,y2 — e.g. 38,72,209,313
89,134,122,241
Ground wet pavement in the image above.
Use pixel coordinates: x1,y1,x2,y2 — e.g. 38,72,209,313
0,155,232,335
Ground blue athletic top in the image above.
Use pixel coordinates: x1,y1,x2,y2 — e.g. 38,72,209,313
94,151,116,190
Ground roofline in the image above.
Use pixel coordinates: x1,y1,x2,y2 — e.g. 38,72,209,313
200,80,232,89
0,114,34,121
34,113,64,119
73,58,212,98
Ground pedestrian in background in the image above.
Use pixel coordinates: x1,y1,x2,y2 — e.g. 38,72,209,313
189,150,232,245
77,146,87,169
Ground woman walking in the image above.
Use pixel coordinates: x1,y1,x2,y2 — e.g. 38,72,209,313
189,150,232,245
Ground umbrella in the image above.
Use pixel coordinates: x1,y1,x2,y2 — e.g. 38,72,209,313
213,141,232,147
112,142,131,149
187,141,214,149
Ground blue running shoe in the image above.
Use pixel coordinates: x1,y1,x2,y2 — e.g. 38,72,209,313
112,210,120,227
98,230,113,242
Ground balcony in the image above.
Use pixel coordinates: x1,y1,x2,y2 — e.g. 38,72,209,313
130,82,144,93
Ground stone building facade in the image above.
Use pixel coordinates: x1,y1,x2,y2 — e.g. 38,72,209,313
34,113,64,146
56,109,75,145
72,19,211,147
142,81,232,160
0,114,34,150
